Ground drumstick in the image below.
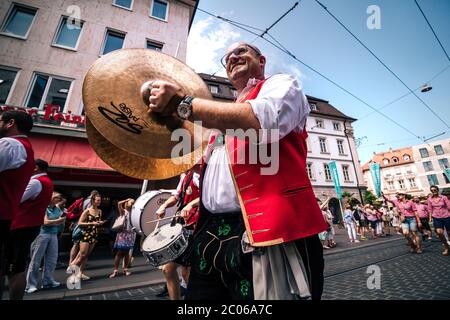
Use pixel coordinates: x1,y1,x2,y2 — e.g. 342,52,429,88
145,214,180,224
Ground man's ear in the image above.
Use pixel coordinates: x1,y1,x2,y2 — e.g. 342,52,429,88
259,55,266,68
6,118,15,129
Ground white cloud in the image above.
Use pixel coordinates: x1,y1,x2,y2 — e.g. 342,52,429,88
265,51,308,87
187,17,240,76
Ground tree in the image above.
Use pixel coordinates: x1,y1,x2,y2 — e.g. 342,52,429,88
363,190,377,205
343,191,361,208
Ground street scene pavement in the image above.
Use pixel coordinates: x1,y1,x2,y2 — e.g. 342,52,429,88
5,227,448,301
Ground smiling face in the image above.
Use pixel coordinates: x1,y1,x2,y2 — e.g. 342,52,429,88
224,42,266,90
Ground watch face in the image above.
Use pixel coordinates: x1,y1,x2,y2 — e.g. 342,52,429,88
178,103,191,119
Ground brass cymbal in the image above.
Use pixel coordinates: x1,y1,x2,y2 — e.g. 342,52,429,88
82,48,211,159
86,118,208,180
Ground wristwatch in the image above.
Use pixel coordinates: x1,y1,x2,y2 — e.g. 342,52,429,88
177,95,194,120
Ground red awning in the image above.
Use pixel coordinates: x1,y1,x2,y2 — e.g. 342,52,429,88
28,134,113,171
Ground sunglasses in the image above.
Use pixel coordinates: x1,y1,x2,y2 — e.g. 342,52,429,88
220,44,261,68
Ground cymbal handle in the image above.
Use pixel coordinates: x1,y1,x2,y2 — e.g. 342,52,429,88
140,81,153,106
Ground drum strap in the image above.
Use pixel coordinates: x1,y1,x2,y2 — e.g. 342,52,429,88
177,171,194,211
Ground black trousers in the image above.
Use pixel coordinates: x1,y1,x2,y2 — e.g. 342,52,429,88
185,212,324,300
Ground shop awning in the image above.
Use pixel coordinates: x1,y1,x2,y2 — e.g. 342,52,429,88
28,134,113,171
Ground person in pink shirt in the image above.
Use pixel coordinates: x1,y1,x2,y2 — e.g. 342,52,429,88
412,196,432,241
362,205,378,240
427,186,450,256
383,192,422,254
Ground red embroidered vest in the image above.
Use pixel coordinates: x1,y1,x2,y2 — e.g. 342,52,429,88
180,170,200,226
0,136,35,221
203,79,327,246
11,174,54,230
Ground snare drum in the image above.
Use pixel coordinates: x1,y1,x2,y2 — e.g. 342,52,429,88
141,223,189,267
130,190,176,236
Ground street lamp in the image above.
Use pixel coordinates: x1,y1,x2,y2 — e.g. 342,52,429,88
421,84,432,93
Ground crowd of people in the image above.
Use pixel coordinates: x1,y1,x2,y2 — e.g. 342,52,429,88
316,189,450,256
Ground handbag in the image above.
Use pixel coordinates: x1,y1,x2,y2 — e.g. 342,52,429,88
72,224,83,241
111,215,126,232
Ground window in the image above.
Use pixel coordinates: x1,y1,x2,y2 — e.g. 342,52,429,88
383,158,390,165
392,157,399,163
337,140,345,155
434,145,444,155
101,30,125,55
53,16,83,49
306,163,314,180
324,164,332,180
427,174,439,186
387,181,395,190
146,40,163,51
444,173,450,184
231,88,237,98
438,158,449,170
0,67,18,104
319,137,328,153
408,178,417,188
423,161,434,172
333,122,341,131
209,85,219,94
398,179,405,189
315,119,323,129
342,165,350,181
25,74,72,111
403,154,410,161
151,0,168,21
309,103,318,111
113,0,133,10
1,4,37,38
419,148,429,158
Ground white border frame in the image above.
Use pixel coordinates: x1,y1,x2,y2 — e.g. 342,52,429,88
149,0,169,22
23,72,74,111
0,2,38,40
100,28,127,56
0,65,21,105
51,15,85,52
112,0,134,11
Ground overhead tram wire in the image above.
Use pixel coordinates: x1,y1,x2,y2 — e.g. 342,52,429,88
357,130,449,149
357,64,450,121
414,0,450,62
196,7,426,143
314,0,450,129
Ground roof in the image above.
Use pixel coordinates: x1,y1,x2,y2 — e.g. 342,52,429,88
362,147,414,171
306,95,357,122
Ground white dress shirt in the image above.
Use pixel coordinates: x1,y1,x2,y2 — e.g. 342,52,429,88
0,135,28,173
21,173,47,203
201,74,310,213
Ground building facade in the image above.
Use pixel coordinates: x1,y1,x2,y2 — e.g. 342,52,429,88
362,147,424,197
412,138,450,195
0,0,198,204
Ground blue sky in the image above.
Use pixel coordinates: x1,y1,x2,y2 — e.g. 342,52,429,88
186,0,450,165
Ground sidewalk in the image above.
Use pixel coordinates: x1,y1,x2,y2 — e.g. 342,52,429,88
3,227,404,300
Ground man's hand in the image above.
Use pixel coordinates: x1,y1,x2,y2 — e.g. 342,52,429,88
156,205,166,219
180,204,192,219
146,80,185,116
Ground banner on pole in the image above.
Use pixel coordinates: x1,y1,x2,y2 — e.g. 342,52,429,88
328,161,342,199
370,162,381,198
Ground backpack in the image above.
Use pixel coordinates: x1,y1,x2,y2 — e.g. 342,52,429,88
67,198,84,221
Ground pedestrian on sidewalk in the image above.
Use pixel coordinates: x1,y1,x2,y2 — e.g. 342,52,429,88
109,198,136,278
363,205,378,239
68,190,99,279
25,192,66,293
391,207,402,235
343,204,359,243
427,186,450,256
356,204,368,240
69,194,106,280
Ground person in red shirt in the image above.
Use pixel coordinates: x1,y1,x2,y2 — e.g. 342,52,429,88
0,110,34,299
4,159,54,300
154,168,200,300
